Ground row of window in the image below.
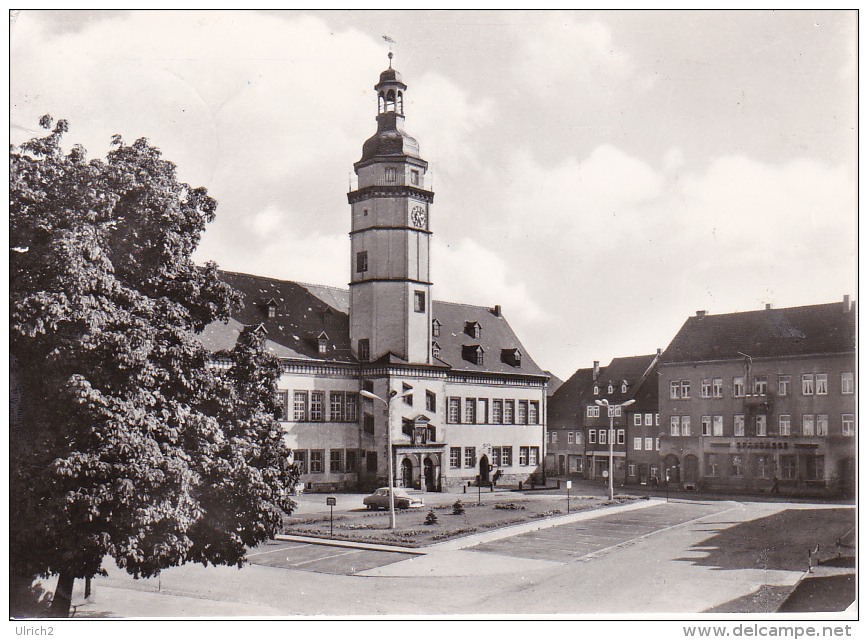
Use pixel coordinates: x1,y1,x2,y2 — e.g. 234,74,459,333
448,446,540,469
669,372,854,400
705,453,824,481
588,429,625,445
293,448,369,475
548,431,582,445
447,397,540,425
281,391,359,423
632,413,661,426
632,437,661,452
668,413,855,437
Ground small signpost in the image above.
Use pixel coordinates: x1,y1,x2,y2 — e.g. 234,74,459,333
566,480,572,513
326,495,337,536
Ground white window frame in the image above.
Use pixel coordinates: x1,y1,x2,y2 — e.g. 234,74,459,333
670,381,680,399
815,373,828,395
778,375,790,396
645,437,653,451
733,377,745,398
634,414,642,427
802,414,815,436
701,379,711,398
589,429,597,444
712,378,723,398
842,372,854,395
779,414,791,436
633,437,642,451
701,415,712,436
681,415,691,436
645,413,653,426
713,415,723,437
816,414,828,436
670,416,680,436
756,414,767,437
802,374,814,396
842,414,854,436
734,414,745,437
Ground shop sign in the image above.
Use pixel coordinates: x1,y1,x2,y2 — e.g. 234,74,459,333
735,441,789,450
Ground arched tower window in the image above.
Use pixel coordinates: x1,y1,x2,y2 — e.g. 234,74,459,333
386,90,396,112
378,93,386,114
397,91,404,115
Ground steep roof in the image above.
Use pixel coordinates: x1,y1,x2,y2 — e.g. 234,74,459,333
661,301,856,364
545,371,565,396
200,271,354,362
547,367,596,429
431,300,546,376
200,270,547,377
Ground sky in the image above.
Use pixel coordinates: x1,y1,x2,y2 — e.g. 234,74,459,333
9,9,857,381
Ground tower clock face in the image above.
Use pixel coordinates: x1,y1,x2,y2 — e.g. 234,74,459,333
411,205,427,229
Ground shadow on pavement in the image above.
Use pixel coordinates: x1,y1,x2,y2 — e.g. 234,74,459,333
675,508,854,572
777,574,855,613
704,584,795,614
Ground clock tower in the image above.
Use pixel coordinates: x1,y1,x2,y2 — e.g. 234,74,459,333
348,55,434,364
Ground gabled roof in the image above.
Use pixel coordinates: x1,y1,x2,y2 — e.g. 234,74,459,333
431,300,546,376
592,354,658,405
547,367,596,429
199,271,354,362
200,270,547,377
661,301,856,364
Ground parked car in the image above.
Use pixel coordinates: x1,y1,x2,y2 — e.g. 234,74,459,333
363,487,424,510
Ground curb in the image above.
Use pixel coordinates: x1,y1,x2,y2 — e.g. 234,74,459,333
275,534,425,555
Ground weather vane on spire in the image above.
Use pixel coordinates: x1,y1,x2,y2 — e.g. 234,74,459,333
382,35,395,61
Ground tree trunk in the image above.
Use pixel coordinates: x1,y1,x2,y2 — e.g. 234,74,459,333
49,571,75,618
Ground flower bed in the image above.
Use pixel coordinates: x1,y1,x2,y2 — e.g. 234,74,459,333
283,494,638,547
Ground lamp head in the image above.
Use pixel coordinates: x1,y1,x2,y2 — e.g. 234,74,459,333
595,399,609,407
622,399,636,407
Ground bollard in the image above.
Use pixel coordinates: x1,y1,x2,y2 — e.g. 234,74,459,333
518,481,522,491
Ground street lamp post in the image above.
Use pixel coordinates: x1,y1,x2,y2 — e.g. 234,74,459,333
360,387,411,530
595,398,635,500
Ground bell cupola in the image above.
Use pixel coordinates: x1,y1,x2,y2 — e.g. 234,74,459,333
347,55,434,364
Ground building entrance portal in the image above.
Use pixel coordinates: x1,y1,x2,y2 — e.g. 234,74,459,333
424,457,434,492
479,455,490,485
401,457,413,488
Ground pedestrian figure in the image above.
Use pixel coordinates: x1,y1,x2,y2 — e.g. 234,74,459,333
772,475,779,494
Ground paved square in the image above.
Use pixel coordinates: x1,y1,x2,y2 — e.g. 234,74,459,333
469,501,727,563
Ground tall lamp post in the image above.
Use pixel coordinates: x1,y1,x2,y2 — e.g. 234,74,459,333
360,386,411,530
595,398,635,500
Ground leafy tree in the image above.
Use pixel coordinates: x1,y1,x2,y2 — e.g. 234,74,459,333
10,117,298,617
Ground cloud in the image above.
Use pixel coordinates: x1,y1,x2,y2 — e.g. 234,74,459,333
432,237,546,326
510,11,631,94
409,72,496,171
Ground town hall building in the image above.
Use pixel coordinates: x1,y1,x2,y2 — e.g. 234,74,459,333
200,57,548,492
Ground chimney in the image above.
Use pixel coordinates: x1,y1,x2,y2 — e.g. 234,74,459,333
593,360,600,380
765,303,772,310
657,348,661,356
492,304,501,317
696,310,707,317
843,295,850,313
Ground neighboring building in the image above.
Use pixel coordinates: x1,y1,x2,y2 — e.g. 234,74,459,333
546,366,596,476
201,58,547,492
657,299,856,496
624,350,661,486
583,354,659,485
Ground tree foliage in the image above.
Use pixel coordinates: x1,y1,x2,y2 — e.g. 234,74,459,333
10,117,298,616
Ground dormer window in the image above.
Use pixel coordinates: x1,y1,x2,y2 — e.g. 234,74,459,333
501,348,522,367
608,384,614,394
317,332,329,355
432,319,441,337
621,382,628,393
465,321,482,339
261,298,278,318
432,342,441,359
594,385,599,395
246,323,267,336
462,345,484,365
